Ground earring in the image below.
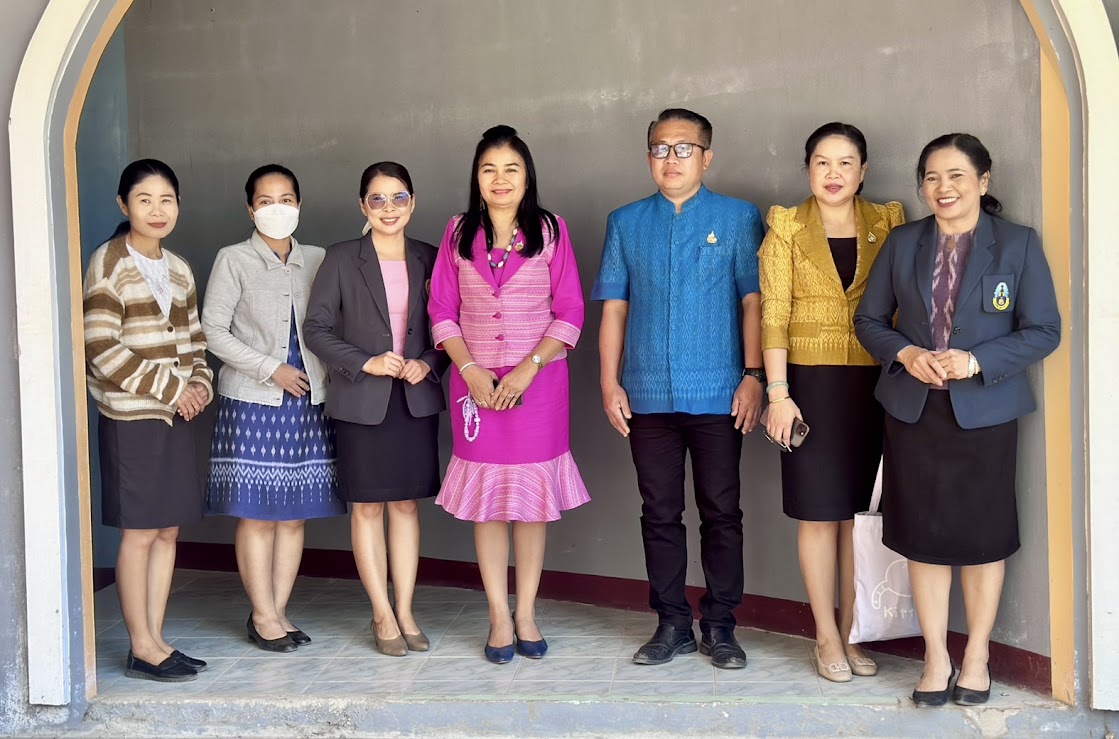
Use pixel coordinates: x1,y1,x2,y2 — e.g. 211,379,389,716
480,200,487,211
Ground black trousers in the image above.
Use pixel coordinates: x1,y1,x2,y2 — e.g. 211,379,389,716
628,412,744,630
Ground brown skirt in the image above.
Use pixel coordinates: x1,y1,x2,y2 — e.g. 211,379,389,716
98,414,205,529
882,390,1019,565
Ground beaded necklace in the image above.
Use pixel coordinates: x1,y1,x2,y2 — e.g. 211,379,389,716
488,227,520,269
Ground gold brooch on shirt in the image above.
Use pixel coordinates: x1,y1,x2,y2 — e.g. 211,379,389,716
867,231,877,243
707,231,718,244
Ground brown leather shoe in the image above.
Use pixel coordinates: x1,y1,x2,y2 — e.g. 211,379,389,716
402,631,430,652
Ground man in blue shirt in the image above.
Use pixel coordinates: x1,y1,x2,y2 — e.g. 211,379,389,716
593,108,765,669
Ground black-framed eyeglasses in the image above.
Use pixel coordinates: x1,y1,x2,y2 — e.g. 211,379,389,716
364,191,412,210
649,142,706,160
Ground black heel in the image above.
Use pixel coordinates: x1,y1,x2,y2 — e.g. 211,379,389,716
952,666,992,705
912,664,956,707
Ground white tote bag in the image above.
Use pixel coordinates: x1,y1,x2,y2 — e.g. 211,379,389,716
848,460,922,644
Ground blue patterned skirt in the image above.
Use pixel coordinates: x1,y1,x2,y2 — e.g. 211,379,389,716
206,324,345,521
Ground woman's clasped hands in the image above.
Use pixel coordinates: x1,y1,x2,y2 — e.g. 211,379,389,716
363,351,431,384
461,358,538,412
897,345,973,385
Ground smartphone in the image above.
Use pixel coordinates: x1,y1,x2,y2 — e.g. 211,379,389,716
759,407,809,452
493,378,524,406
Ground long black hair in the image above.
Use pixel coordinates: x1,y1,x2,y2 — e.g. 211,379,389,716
455,125,557,260
916,133,1002,215
109,158,180,240
245,163,300,205
804,121,868,195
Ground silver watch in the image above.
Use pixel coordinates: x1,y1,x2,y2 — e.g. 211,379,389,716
530,354,544,367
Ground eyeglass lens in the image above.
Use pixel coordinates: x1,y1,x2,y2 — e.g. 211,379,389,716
365,192,411,210
650,143,697,159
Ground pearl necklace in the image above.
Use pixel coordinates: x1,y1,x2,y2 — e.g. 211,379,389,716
488,227,519,269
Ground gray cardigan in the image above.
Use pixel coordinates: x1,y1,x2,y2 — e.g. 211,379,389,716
202,233,328,406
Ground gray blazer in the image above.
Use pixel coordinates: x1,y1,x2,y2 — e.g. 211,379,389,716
303,234,447,425
854,213,1060,429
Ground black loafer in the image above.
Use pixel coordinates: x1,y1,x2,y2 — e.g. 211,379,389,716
169,649,208,672
125,651,197,682
633,624,697,665
287,629,312,646
952,667,991,706
913,665,956,707
700,625,747,669
247,615,297,653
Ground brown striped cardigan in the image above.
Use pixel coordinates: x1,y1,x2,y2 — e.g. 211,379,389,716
83,237,213,424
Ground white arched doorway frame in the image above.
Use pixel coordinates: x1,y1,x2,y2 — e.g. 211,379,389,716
8,0,1118,709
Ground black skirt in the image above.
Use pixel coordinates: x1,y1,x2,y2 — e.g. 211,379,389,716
334,379,440,503
98,414,205,529
882,390,1019,565
781,364,884,521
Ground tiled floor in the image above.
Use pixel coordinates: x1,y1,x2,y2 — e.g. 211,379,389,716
93,569,1042,704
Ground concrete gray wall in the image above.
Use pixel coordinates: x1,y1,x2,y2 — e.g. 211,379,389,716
0,2,58,733
110,0,1050,655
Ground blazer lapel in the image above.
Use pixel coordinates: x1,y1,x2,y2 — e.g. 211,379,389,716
915,217,937,319
794,197,843,291
956,213,995,309
404,238,426,328
848,198,890,295
357,233,390,325
467,228,499,291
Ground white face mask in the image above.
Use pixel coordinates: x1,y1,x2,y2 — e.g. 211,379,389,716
253,203,300,240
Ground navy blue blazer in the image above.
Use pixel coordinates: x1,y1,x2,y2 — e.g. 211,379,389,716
853,213,1060,429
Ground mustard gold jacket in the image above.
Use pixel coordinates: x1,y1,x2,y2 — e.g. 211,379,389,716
760,195,905,365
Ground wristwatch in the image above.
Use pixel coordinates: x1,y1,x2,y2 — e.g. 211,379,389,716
742,367,766,384
531,354,544,368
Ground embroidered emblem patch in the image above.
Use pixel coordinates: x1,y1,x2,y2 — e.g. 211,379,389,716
707,231,718,244
992,281,1010,311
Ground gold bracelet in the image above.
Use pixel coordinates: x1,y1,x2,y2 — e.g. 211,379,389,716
768,396,790,404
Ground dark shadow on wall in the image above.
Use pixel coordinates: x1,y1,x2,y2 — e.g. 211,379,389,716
76,23,130,569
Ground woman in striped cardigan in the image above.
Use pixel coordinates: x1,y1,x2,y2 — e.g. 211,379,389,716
83,159,213,683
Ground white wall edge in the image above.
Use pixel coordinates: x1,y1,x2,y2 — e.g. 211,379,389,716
8,0,100,707
1058,0,1119,712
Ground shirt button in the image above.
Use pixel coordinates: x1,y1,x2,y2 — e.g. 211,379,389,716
496,334,505,341
494,312,502,319
173,360,179,367
167,326,174,332
284,268,291,274
953,327,962,335
408,328,414,335
493,290,501,298
295,291,302,299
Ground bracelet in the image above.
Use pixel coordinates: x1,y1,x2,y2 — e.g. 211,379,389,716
458,361,478,375
768,396,789,404
766,381,789,394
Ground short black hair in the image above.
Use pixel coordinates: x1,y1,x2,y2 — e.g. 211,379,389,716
245,163,301,204
804,122,868,195
647,108,713,149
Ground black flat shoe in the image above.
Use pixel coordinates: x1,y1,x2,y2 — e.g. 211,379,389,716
633,623,697,665
953,667,992,706
169,649,207,672
125,651,197,682
287,629,311,646
912,665,956,707
247,615,297,653
700,625,747,669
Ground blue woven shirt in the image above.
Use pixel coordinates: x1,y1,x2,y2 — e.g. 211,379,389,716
592,185,763,415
